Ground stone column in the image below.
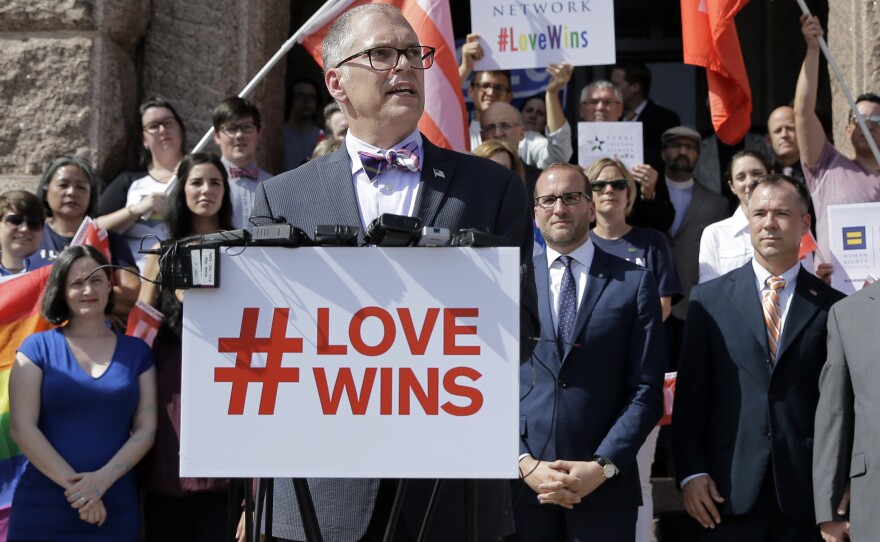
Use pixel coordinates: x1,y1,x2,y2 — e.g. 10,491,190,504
142,0,290,174
827,1,880,154
0,0,149,190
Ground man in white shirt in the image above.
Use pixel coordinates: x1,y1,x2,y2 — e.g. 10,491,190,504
673,174,844,541
212,96,272,230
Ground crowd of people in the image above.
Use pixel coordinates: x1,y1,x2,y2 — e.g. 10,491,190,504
1,4,879,542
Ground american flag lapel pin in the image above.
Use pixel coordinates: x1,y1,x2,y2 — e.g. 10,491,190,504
433,168,445,178
810,289,817,296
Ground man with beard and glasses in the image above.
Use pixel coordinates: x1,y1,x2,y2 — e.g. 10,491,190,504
641,126,728,367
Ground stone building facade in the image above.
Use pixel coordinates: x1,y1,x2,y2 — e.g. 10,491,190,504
0,0,289,192
0,1,877,193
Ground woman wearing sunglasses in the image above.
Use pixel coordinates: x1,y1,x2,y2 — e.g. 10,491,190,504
0,191,48,277
585,157,681,542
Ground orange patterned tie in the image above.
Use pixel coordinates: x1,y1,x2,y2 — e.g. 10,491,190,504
762,276,786,364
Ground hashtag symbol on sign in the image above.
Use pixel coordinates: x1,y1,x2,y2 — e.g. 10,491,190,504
215,307,302,415
497,27,508,52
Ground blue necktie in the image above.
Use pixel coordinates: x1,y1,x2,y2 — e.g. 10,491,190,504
557,255,577,358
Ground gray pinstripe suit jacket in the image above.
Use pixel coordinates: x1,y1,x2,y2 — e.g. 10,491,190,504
250,136,538,542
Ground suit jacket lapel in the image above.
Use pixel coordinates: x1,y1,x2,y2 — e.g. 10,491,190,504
413,137,453,225
564,248,611,360
319,142,365,239
675,184,705,237
726,265,772,363
533,252,561,366
775,268,825,362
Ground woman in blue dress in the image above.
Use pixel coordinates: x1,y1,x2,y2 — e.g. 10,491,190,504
8,245,156,541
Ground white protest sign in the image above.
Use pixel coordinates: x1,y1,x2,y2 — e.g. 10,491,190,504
826,202,880,294
577,121,643,170
470,0,616,71
181,247,520,478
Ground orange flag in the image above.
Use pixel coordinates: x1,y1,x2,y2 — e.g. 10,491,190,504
300,0,468,151
681,0,752,145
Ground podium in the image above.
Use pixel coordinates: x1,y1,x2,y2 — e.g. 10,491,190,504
180,247,521,540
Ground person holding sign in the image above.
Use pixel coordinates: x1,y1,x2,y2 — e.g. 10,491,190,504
794,14,880,274
516,163,665,541
460,33,573,169
250,5,538,541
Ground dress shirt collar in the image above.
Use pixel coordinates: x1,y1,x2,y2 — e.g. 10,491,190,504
545,236,595,271
751,258,800,293
632,99,648,119
346,129,423,177
731,206,749,237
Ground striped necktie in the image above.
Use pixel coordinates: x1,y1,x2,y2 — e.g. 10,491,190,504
357,141,421,182
762,276,786,364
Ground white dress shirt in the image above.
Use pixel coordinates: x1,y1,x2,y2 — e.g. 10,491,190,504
345,130,422,229
545,238,595,331
222,157,272,230
698,206,751,283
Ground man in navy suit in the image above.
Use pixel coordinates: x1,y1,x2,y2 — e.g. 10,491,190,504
514,162,665,541
672,174,844,541
249,4,537,542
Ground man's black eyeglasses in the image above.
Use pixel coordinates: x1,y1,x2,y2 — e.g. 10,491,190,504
335,46,436,71
535,192,590,209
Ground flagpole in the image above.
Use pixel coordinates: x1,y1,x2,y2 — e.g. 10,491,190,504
190,0,349,154
796,0,880,166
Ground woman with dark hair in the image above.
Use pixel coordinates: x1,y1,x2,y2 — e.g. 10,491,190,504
8,245,156,541
698,150,773,284
585,157,682,542
0,190,47,276
97,96,187,272
136,151,237,542
35,156,140,329
520,93,548,134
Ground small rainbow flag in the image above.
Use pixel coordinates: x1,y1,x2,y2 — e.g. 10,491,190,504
0,266,54,512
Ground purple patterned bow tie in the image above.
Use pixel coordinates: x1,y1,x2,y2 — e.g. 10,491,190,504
229,166,259,180
357,141,421,182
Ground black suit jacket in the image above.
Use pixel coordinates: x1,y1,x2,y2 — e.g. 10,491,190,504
250,136,539,542
638,99,680,173
673,264,844,522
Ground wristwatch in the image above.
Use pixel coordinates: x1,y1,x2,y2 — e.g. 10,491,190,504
593,456,619,479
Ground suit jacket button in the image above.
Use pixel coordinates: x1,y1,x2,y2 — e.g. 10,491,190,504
557,379,568,389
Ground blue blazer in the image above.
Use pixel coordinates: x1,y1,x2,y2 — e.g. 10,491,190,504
672,263,844,522
521,246,666,510
250,136,538,542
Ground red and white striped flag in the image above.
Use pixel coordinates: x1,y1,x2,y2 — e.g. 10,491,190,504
300,0,468,151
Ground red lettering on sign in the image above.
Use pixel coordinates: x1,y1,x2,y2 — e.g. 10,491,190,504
215,307,302,415
349,307,396,356
442,367,483,416
317,308,347,355
314,368,376,415
397,308,439,355
399,368,439,415
443,308,480,355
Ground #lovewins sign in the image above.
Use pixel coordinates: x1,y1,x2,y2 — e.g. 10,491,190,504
180,247,520,478
471,0,616,70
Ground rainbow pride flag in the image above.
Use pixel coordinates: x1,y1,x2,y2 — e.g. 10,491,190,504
0,266,54,512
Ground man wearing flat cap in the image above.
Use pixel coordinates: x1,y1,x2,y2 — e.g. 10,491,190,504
635,126,728,365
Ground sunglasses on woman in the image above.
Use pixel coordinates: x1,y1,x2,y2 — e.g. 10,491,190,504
3,214,44,230
590,179,628,192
